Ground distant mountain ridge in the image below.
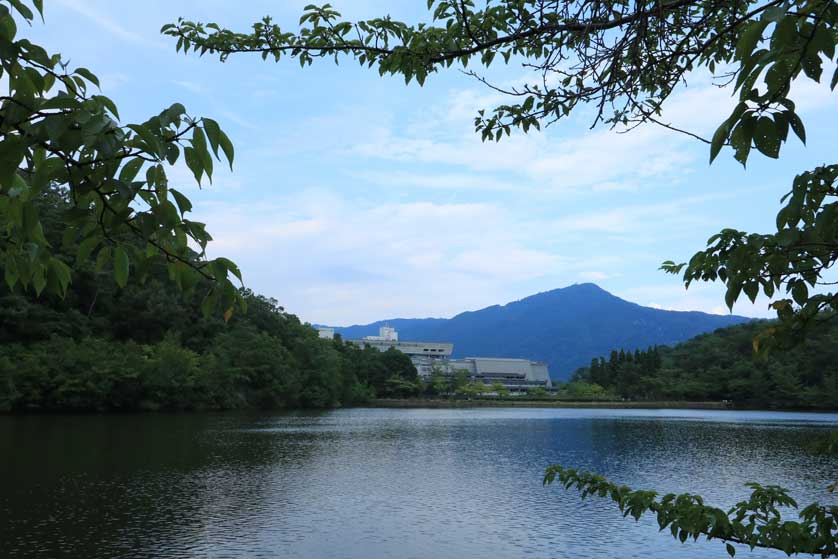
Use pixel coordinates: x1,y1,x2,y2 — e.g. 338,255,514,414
327,283,751,380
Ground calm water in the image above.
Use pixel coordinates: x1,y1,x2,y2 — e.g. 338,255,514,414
1,408,837,559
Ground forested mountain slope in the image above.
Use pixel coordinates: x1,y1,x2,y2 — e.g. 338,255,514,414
333,284,750,379
571,319,838,409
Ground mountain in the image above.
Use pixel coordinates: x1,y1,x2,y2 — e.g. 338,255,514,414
328,284,751,380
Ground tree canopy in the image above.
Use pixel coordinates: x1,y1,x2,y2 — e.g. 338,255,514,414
167,0,838,341
0,186,420,411
571,319,838,408
1,0,243,317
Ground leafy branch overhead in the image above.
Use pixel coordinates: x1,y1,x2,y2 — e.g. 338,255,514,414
166,0,838,335
544,466,838,557
165,1,835,149
0,0,243,317
662,165,838,349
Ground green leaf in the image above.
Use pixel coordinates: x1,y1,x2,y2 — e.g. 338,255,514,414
192,127,213,181
93,95,120,120
216,256,242,282
753,117,779,158
119,157,144,183
76,236,100,265
170,189,193,216
726,543,736,557
202,117,222,158
735,21,766,60
0,136,27,186
47,258,72,297
709,120,730,164
4,258,19,289
218,129,234,170
792,282,808,306
725,283,742,311
32,267,46,296
730,118,755,166
95,247,112,272
8,0,33,21
743,283,758,303
74,67,100,88
114,247,129,288
788,112,806,144
183,146,203,185
127,124,163,157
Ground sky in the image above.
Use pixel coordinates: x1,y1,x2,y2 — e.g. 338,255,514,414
21,0,838,326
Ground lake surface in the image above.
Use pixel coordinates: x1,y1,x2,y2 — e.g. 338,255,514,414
1,408,837,559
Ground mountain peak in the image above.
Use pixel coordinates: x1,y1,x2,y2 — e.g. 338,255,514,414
330,284,751,380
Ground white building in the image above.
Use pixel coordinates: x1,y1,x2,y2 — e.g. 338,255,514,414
347,327,452,376
346,327,552,389
317,327,335,339
362,325,398,341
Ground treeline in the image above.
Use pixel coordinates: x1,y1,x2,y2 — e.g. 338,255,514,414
571,319,838,409
0,189,419,412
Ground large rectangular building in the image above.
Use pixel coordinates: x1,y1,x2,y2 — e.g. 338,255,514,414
331,326,552,390
345,327,453,376
446,357,552,391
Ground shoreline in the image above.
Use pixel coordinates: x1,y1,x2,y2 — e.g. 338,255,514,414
366,399,838,412
3,401,838,415
368,398,736,409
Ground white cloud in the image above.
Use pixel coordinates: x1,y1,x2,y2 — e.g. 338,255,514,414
351,170,520,192
579,271,610,281
348,83,708,195
617,283,775,318
173,80,209,95
54,0,167,50
193,190,614,324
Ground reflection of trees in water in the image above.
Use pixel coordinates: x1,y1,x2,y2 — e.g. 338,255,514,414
0,412,327,558
2,411,835,558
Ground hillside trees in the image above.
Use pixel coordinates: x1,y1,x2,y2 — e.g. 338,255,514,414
0,186,418,411
573,321,838,407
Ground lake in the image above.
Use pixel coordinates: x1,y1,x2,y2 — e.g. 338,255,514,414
1,408,837,558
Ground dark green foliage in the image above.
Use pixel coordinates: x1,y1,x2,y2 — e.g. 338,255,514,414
0,189,416,412
544,466,838,557
572,320,838,408
0,1,243,315
0,283,417,411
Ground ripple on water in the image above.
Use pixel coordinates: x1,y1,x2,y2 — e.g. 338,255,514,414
0,408,836,558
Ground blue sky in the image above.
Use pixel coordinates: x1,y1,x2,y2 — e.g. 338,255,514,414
24,1,838,325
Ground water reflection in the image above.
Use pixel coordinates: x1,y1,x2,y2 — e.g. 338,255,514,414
1,409,836,558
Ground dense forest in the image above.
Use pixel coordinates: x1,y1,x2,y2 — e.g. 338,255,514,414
7,191,838,412
570,319,838,409
0,188,420,412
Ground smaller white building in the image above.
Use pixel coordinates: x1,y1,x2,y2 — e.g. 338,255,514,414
346,326,452,376
317,327,335,339
363,326,399,341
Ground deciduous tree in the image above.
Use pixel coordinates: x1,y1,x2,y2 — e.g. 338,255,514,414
1,1,243,317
